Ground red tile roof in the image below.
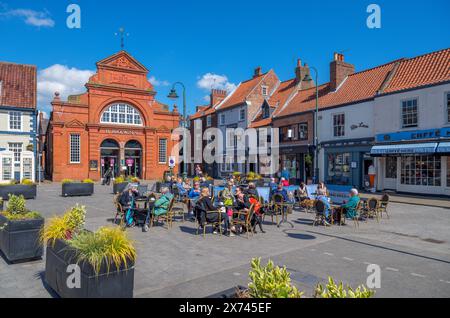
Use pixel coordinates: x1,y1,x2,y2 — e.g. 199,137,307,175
218,72,268,110
383,48,450,94
249,117,272,128
275,60,399,117
190,105,216,120
0,62,37,109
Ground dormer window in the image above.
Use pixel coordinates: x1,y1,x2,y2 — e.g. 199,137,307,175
263,105,270,118
262,86,268,96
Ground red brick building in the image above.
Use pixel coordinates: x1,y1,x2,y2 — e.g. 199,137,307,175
45,51,180,182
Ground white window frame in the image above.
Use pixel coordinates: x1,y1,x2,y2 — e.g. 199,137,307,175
206,115,212,127
159,138,167,164
8,143,23,163
401,98,418,129
333,113,345,137
100,103,143,126
8,111,23,132
261,85,268,96
69,134,81,164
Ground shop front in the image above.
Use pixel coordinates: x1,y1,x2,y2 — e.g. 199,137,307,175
372,128,450,196
279,145,311,184
322,138,374,189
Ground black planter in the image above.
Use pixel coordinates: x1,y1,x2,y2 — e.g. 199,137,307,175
45,238,135,298
62,183,94,197
0,184,37,200
206,286,247,298
0,214,44,262
113,182,128,194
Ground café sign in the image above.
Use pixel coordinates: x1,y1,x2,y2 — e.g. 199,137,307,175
376,127,450,143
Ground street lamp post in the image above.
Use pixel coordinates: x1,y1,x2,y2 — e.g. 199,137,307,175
167,82,188,178
303,67,319,183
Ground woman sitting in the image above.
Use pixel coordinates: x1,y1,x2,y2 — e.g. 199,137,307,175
195,188,231,236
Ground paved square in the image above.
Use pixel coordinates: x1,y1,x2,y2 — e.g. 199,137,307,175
1,183,450,298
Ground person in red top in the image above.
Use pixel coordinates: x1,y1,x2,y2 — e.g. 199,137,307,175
280,177,289,187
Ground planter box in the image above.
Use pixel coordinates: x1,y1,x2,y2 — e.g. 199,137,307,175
62,183,94,197
206,286,247,298
0,185,37,200
113,182,129,194
45,238,135,298
0,214,44,262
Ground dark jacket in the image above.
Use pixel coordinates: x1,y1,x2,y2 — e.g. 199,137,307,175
194,196,222,226
245,188,259,198
119,190,137,208
235,194,251,211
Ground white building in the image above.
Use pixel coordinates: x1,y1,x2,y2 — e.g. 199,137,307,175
0,62,37,182
372,48,450,196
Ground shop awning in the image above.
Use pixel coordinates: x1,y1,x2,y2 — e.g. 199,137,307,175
370,143,438,156
437,142,450,154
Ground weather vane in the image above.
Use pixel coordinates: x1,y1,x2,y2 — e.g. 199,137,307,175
115,27,129,50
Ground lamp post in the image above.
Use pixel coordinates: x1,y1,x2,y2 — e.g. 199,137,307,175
167,82,187,178
303,67,319,183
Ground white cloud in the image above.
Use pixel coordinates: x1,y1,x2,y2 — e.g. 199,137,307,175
37,64,94,111
149,76,169,87
0,7,55,27
197,73,236,92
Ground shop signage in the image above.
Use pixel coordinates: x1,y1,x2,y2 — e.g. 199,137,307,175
169,156,176,168
377,128,450,143
126,159,134,167
89,160,98,171
104,129,139,135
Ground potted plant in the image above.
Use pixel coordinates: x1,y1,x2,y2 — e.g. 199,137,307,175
0,179,37,200
314,277,375,298
0,194,44,262
42,205,136,298
62,179,95,197
113,176,130,194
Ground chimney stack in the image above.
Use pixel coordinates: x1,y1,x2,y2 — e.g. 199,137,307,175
254,66,262,78
295,58,312,88
330,52,355,91
210,89,227,107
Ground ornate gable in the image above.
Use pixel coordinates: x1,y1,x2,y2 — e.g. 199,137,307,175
96,51,148,73
65,119,85,128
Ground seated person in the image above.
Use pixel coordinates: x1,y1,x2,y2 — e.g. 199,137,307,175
318,182,328,196
280,177,290,187
147,186,174,224
119,184,139,226
245,182,259,198
187,182,201,217
316,193,331,226
199,176,210,188
341,188,360,219
297,182,308,201
194,188,230,236
175,177,187,196
182,178,192,191
272,183,288,202
233,187,251,233
268,177,277,190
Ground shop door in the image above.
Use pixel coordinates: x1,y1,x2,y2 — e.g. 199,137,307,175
124,140,142,179
100,139,120,179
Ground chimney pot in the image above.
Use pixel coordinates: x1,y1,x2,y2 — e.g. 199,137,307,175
330,53,354,91
254,66,262,78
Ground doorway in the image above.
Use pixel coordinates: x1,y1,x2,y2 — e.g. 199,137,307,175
124,140,142,178
100,139,120,179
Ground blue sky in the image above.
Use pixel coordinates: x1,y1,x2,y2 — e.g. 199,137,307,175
0,0,449,115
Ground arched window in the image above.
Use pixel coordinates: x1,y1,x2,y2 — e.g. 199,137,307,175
100,103,143,126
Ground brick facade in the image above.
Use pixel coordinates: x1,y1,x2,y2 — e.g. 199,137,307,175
46,51,180,182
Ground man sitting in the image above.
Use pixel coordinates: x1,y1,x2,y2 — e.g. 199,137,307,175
341,188,360,220
195,188,231,236
144,187,173,232
245,182,259,197
175,177,187,197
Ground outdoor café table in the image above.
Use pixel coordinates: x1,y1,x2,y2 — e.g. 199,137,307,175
330,203,343,225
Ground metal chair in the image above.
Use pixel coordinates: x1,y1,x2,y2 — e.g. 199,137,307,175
196,205,223,238
232,204,255,239
150,198,175,229
269,194,284,225
113,194,125,226
365,198,380,222
313,199,330,226
379,193,390,219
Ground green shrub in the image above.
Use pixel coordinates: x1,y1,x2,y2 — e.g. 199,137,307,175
40,204,86,244
248,258,303,298
69,226,136,275
82,179,95,184
62,179,74,184
21,179,35,185
114,176,125,184
314,277,375,298
1,194,41,221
